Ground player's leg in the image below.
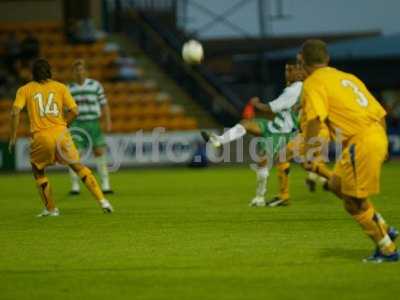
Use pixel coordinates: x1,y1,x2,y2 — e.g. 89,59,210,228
32,164,59,217
308,125,331,190
69,162,113,213
276,161,291,201
69,167,81,195
241,119,263,136
308,161,332,182
30,132,59,217
201,119,261,147
328,129,397,262
305,162,332,192
68,120,85,195
250,157,269,207
299,130,331,192
265,133,294,207
93,147,113,194
329,175,397,261
265,162,291,207
89,120,113,193
305,172,317,192
271,136,295,204
55,128,113,213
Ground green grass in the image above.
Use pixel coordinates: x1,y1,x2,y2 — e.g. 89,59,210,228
0,163,399,300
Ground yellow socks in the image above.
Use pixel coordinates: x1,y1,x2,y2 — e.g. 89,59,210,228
352,203,396,255
77,167,104,202
277,162,290,200
36,177,56,211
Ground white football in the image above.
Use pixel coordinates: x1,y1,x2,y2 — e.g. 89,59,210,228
182,40,204,64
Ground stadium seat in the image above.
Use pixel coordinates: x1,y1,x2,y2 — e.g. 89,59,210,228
155,103,172,117
139,118,158,131
152,117,169,128
4,21,199,134
182,117,198,130
141,104,158,117
0,125,9,139
167,117,186,130
0,100,12,111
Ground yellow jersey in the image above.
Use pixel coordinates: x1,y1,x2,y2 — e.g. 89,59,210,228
302,67,386,142
13,80,77,134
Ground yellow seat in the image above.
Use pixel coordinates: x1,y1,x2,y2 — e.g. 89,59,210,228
0,100,12,111
182,117,198,130
154,103,172,117
167,117,186,130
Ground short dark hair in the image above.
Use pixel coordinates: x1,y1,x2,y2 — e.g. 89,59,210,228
301,39,329,66
32,59,52,83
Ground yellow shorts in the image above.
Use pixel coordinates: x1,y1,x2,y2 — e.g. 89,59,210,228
334,123,387,198
30,127,80,170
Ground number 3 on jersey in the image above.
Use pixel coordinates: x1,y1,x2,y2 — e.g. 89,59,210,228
341,79,369,107
34,92,59,117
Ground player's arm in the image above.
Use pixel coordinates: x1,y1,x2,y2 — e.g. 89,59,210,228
9,106,21,152
250,82,302,119
9,87,26,152
101,104,112,132
269,82,302,112
302,81,329,170
249,97,276,119
98,84,112,132
63,86,79,126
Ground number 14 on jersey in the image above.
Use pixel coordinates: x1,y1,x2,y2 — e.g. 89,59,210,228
34,92,60,117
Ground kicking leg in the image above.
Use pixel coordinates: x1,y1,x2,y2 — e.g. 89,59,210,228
201,119,261,147
69,163,113,213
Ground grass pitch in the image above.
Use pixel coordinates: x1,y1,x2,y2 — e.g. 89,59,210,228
0,163,399,300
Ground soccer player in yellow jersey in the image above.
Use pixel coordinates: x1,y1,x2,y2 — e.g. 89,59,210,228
299,39,398,262
8,59,113,217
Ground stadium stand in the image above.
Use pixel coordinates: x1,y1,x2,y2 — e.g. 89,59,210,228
0,21,198,140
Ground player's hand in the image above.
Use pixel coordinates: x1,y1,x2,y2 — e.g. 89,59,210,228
249,97,261,106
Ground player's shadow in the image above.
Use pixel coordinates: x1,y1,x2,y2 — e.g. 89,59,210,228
320,248,367,260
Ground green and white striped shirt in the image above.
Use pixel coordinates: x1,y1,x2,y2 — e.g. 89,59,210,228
68,78,107,121
267,81,302,134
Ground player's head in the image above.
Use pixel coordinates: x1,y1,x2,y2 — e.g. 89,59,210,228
285,58,306,85
72,59,87,83
32,59,52,83
299,39,329,74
